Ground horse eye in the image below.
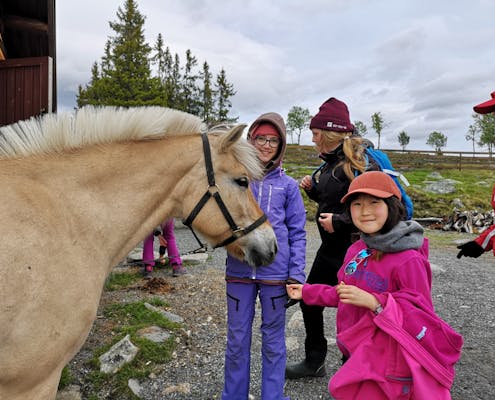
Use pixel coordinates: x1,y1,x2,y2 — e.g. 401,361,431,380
235,177,249,188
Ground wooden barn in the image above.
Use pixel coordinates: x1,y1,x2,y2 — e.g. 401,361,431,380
0,0,56,126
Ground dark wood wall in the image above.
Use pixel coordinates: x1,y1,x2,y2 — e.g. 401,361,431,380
0,0,56,125
0,57,52,125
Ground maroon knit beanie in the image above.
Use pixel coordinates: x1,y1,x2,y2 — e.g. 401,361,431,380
309,97,355,132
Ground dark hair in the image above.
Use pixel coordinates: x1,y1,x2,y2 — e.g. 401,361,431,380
380,196,407,233
345,194,406,234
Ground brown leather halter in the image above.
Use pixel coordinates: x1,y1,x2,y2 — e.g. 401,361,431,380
182,132,267,249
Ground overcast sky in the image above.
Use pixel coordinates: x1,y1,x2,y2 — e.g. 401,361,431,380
56,0,495,151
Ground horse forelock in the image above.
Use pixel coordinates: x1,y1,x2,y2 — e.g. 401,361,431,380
214,130,263,180
208,124,263,180
234,139,264,180
0,106,205,159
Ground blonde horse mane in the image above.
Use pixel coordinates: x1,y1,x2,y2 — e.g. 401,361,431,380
0,105,263,178
0,106,206,159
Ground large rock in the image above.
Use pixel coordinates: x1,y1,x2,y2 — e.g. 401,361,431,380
144,302,184,323
99,334,139,374
137,325,171,343
424,179,458,194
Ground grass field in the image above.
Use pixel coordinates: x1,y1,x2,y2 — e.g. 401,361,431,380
283,145,494,219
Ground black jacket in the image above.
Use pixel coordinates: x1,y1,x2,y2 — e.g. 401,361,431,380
305,145,378,247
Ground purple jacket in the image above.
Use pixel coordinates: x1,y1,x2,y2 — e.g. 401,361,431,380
226,166,306,284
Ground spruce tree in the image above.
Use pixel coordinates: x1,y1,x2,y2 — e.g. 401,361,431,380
152,33,173,105
215,68,237,123
152,33,166,82
199,61,215,124
77,0,238,122
177,50,199,115
77,0,162,107
77,63,103,106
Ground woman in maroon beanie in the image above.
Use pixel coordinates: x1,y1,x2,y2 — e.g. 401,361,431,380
286,97,379,379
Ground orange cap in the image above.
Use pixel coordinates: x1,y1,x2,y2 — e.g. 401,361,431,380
341,171,401,203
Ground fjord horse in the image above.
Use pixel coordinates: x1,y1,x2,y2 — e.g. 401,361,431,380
0,106,277,399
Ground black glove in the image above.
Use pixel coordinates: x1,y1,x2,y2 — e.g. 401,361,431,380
456,241,484,259
284,298,300,309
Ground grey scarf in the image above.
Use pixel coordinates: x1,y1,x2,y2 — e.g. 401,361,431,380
361,220,424,253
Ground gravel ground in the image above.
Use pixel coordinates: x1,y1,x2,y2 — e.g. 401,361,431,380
66,221,495,400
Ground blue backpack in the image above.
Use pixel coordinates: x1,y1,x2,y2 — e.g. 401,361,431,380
361,146,414,220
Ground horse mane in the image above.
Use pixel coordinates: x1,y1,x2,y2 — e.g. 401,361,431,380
0,106,206,159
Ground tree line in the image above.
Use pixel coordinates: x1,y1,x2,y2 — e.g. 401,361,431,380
77,0,237,125
76,0,495,153
286,106,495,155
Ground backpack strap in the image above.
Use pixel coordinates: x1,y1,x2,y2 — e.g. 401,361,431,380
354,153,370,177
311,161,327,186
381,168,411,186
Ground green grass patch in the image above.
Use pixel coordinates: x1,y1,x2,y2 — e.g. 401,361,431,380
81,299,180,399
104,270,142,291
404,169,493,218
424,228,477,249
103,300,179,333
145,296,167,307
57,366,73,390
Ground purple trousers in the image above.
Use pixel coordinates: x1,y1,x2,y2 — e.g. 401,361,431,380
142,218,182,267
222,282,289,400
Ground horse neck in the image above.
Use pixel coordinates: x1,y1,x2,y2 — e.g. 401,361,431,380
35,136,201,268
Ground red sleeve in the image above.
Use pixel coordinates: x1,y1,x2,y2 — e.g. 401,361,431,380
475,224,495,255
473,183,495,255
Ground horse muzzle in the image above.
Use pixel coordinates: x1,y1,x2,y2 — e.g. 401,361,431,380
235,224,278,267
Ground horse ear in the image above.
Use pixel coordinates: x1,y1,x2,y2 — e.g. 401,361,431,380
220,124,247,152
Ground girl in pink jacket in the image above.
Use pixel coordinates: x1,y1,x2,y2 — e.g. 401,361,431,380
287,171,462,399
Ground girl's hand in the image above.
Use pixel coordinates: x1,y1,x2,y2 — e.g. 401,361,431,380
299,175,312,191
286,284,303,300
336,282,379,311
158,235,168,247
318,213,334,233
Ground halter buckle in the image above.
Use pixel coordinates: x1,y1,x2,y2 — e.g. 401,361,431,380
232,228,244,238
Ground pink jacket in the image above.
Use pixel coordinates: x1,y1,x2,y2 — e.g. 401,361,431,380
328,291,463,399
302,239,433,341
301,238,463,399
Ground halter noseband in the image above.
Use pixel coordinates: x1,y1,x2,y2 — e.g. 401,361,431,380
182,132,267,249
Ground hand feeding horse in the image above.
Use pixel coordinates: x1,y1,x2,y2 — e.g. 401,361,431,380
0,106,277,400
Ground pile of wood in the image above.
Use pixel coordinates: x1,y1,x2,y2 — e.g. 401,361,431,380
441,210,495,233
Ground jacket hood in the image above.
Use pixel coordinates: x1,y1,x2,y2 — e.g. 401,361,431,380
247,112,287,174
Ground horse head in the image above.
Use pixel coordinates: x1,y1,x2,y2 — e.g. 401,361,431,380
179,124,278,267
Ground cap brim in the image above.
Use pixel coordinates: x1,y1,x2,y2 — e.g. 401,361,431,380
341,188,394,203
473,98,495,114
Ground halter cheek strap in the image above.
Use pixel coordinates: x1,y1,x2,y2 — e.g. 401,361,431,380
182,132,268,249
